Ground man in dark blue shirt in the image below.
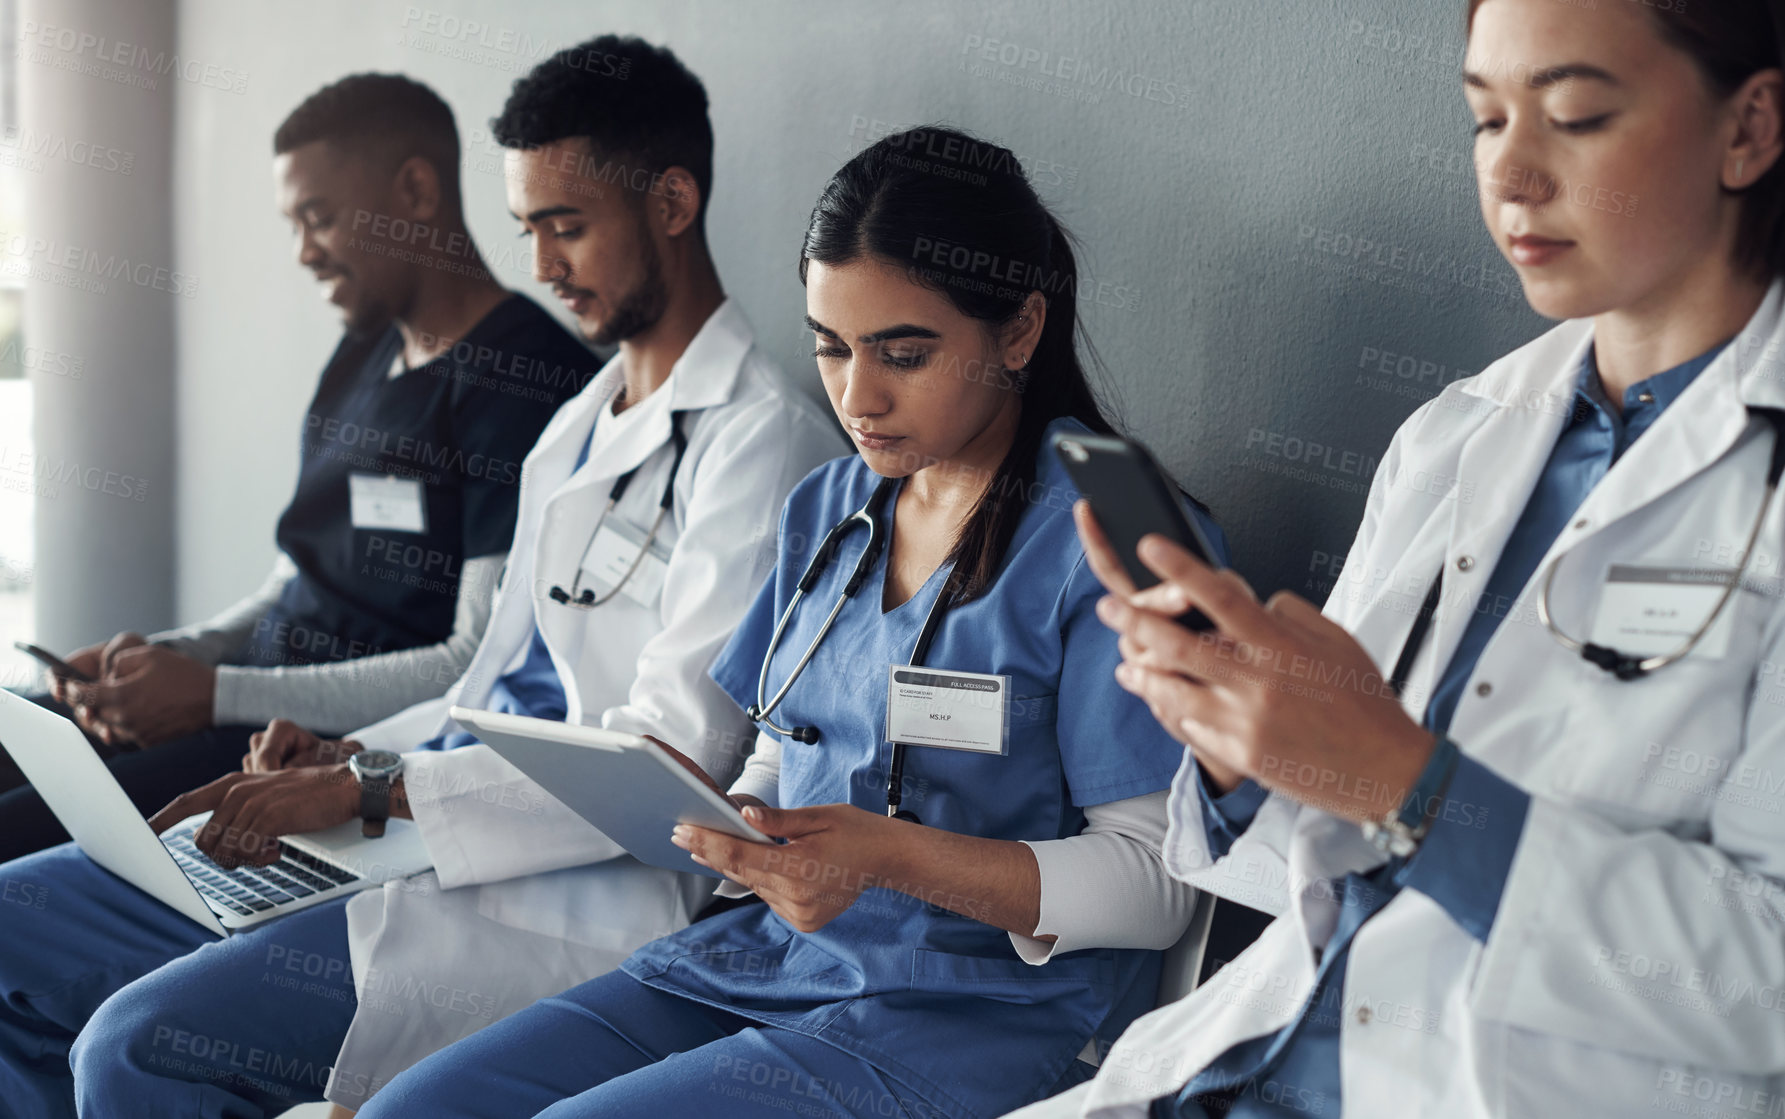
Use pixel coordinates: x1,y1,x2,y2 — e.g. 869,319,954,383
0,74,596,859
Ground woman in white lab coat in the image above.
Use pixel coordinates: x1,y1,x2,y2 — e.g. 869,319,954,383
1015,0,1785,1116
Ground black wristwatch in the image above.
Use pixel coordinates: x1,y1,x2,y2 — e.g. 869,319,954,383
347,750,404,838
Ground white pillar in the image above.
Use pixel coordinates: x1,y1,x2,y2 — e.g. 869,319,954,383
16,0,178,648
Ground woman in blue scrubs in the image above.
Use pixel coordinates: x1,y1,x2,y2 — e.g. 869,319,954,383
358,126,1228,1119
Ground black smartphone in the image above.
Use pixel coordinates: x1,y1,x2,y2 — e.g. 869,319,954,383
12,641,94,683
1051,431,1220,631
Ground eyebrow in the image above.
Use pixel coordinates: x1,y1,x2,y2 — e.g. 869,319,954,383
804,315,942,344
512,204,582,223
1463,62,1619,90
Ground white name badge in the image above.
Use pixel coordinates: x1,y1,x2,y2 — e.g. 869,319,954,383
1588,564,1737,660
579,517,671,607
349,473,427,533
885,666,1009,755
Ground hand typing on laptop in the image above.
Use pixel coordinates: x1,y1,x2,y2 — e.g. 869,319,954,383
147,763,409,869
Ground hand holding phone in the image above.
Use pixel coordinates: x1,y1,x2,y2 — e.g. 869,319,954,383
1051,431,1220,630
13,641,96,683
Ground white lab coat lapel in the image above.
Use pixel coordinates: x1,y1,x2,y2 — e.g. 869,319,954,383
1415,329,1582,704
540,300,752,518
441,358,623,717
528,303,752,726
1284,333,1580,900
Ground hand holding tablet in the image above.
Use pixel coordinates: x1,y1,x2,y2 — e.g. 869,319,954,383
447,707,774,878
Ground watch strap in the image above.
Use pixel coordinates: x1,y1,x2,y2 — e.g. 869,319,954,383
358,772,392,838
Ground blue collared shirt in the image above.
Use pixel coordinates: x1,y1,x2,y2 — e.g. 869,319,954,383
1166,339,1729,1118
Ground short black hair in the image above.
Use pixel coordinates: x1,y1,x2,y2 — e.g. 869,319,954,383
492,35,713,232
274,73,461,202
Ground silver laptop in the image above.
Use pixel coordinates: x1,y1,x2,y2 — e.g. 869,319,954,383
0,688,431,935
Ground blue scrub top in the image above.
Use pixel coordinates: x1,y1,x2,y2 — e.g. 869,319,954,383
623,417,1231,1118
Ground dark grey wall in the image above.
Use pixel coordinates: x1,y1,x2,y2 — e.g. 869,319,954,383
171,0,1550,616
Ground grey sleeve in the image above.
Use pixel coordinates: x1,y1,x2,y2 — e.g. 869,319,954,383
1012,790,1201,960
206,553,502,735
726,730,783,809
148,556,297,666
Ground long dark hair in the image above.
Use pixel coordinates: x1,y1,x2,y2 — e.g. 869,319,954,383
1468,0,1785,278
799,126,1117,604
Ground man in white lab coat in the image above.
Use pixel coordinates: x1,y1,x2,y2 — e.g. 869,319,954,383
0,36,840,1119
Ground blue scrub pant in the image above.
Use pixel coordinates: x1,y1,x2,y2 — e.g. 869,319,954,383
0,842,356,1118
358,970,949,1119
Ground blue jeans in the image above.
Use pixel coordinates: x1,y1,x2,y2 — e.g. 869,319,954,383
359,969,949,1119
0,843,356,1118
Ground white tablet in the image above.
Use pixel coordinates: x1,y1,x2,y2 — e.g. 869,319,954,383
448,707,775,878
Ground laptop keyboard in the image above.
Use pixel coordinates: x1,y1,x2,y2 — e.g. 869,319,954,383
162,823,361,917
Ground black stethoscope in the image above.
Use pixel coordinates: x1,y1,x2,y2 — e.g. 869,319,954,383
1388,406,1785,691
744,474,949,822
548,415,690,609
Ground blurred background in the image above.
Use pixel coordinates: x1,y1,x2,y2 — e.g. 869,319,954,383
0,0,1548,688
